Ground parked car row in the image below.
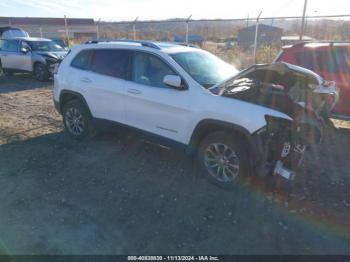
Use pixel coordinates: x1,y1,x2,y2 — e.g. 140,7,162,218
53,40,338,188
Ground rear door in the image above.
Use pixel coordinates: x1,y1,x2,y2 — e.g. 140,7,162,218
80,48,132,124
123,51,192,143
0,39,21,69
332,47,350,115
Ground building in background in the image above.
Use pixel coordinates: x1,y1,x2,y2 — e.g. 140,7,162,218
237,24,283,49
0,17,97,40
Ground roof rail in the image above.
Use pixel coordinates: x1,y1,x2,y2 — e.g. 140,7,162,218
290,40,350,48
175,42,199,48
84,39,161,49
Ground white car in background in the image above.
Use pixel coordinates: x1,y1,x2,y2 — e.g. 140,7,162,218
0,36,68,81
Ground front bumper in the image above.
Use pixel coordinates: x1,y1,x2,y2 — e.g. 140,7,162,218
48,63,59,75
251,128,306,180
53,99,61,114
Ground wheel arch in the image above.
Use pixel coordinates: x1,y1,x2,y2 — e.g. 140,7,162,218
33,60,45,68
189,119,253,150
59,90,92,116
187,119,260,172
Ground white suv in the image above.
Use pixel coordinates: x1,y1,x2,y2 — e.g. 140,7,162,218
53,40,336,188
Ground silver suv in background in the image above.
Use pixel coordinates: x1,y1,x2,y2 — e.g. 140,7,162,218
0,37,68,81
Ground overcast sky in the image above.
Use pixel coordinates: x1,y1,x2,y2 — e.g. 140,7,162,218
0,0,348,21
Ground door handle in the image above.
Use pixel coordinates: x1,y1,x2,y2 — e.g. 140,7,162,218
80,77,91,83
127,88,141,95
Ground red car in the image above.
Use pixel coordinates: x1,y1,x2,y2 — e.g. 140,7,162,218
275,42,350,118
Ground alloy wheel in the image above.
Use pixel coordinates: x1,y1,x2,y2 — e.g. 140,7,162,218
203,143,240,182
35,64,45,81
65,107,85,136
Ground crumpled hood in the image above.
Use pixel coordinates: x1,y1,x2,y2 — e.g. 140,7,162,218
212,62,339,120
35,51,68,61
212,62,337,95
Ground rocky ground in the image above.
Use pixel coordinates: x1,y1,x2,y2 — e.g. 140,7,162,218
0,74,349,254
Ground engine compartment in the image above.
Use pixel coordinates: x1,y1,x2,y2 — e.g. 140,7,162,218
216,66,330,121
211,63,335,178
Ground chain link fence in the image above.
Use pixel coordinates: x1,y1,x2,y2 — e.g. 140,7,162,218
95,15,350,68
2,15,349,68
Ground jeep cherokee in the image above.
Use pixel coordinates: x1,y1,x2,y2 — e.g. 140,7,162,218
53,40,337,188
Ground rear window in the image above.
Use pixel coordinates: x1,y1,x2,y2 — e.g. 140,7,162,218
0,39,19,52
296,48,350,73
91,49,131,79
333,47,350,73
71,50,93,70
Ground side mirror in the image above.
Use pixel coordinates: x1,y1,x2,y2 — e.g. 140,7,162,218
163,75,186,90
20,47,30,54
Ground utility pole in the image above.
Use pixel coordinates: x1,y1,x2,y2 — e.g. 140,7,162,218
96,18,101,40
39,27,43,38
186,14,192,44
64,15,69,46
299,0,308,40
253,11,262,64
133,17,138,40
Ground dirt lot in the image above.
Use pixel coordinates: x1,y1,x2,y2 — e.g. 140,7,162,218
0,74,350,255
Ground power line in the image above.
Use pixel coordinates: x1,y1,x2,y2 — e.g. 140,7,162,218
105,14,350,25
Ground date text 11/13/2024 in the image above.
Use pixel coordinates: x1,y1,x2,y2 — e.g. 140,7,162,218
127,256,220,261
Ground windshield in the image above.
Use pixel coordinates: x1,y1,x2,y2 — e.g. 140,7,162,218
27,41,64,52
171,51,238,88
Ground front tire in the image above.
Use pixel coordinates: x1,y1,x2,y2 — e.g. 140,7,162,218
0,61,3,77
197,131,251,189
34,63,49,81
62,99,96,140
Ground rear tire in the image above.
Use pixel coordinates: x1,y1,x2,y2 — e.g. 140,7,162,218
34,63,49,81
197,131,251,189
62,99,96,140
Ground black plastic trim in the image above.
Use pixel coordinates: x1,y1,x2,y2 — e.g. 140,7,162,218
58,90,92,116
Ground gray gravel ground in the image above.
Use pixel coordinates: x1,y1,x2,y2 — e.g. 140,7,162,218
0,74,350,255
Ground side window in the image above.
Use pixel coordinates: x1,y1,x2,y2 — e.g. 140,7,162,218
132,52,176,88
71,50,93,70
91,49,131,79
296,52,315,71
334,47,350,73
315,51,336,72
296,50,337,73
0,40,19,52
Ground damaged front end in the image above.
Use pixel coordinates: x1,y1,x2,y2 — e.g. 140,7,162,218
212,62,336,180
253,114,321,180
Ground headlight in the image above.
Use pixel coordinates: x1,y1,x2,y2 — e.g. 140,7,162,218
297,121,322,145
264,115,293,138
45,57,57,64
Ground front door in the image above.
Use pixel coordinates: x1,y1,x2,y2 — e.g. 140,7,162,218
124,51,192,143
